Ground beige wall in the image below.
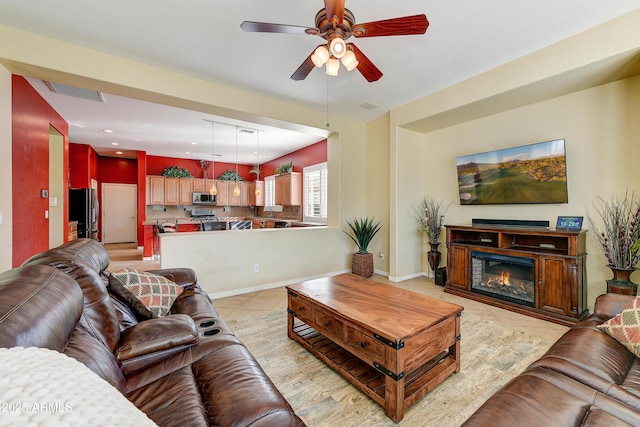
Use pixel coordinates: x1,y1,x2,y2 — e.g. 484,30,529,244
365,114,390,274
0,66,11,270
414,77,640,307
160,227,351,298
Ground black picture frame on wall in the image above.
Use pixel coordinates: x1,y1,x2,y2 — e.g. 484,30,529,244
556,216,583,231
455,139,569,205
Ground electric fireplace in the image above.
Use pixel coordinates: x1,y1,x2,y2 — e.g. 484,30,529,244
470,251,536,307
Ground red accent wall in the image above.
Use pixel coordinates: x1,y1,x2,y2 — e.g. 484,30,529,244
147,156,253,181
69,143,99,188
98,157,138,184
12,75,69,267
261,139,327,176
137,152,147,245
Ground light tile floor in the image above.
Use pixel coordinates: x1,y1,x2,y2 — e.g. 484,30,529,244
104,244,569,358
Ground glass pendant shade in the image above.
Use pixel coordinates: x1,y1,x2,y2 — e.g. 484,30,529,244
341,50,359,71
311,45,330,67
325,58,340,76
209,183,217,196
233,184,240,196
255,187,261,197
329,37,346,58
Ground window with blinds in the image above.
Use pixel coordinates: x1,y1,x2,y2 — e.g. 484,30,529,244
303,162,327,224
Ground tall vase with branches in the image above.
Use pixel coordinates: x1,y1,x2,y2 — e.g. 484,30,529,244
586,190,640,291
411,196,451,272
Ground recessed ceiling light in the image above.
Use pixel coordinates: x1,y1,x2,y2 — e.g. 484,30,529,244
115,151,123,155
110,142,119,146
184,151,191,154
191,142,198,145
103,129,114,133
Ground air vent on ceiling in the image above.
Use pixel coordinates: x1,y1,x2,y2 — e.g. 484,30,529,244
43,81,105,102
238,128,256,134
359,102,379,110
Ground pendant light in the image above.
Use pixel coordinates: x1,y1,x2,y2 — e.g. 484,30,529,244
233,127,240,197
209,121,217,196
255,131,262,197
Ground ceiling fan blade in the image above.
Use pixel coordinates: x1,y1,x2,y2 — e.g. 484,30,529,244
240,21,315,35
324,0,345,24
347,43,383,82
352,14,429,38
291,47,321,81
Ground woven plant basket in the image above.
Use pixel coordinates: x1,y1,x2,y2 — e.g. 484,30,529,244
352,253,374,278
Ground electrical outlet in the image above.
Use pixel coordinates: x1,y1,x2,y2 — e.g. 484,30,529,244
379,252,385,260
253,264,259,273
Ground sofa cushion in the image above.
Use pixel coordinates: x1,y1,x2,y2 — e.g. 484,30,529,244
0,347,156,426
21,256,121,351
0,265,83,351
598,296,640,358
109,268,183,318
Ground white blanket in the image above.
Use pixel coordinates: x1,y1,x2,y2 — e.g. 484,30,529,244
0,347,157,426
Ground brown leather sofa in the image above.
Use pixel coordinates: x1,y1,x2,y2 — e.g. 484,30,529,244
0,238,305,426
463,293,640,426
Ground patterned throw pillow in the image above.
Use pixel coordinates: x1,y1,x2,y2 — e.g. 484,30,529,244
109,268,183,318
597,296,640,358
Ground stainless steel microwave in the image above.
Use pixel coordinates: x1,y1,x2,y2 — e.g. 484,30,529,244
192,192,217,205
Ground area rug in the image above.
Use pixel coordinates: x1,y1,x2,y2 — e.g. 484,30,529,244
229,311,552,427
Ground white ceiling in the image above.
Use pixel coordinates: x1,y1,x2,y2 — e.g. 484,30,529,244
1,1,638,163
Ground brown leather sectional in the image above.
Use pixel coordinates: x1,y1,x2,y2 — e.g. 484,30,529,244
0,239,305,426
463,293,640,426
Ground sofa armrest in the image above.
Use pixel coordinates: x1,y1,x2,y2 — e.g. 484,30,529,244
115,314,198,376
145,268,198,289
593,293,636,321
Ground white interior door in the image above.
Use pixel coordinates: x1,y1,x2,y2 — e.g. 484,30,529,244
102,183,137,244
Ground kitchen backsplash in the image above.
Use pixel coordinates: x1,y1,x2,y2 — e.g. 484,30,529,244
146,205,301,221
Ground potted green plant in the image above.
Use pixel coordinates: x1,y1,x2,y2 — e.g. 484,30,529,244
411,196,451,272
217,169,244,181
161,166,193,178
274,161,293,175
586,190,640,292
343,217,382,278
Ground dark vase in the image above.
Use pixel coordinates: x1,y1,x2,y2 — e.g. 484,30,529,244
606,267,638,295
427,242,441,272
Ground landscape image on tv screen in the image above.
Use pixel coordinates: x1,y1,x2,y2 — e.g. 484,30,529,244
456,139,568,205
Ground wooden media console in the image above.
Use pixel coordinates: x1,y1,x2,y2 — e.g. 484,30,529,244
444,224,589,326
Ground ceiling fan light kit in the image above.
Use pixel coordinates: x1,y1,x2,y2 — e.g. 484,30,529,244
329,37,346,58
240,0,429,82
311,45,330,67
325,57,340,76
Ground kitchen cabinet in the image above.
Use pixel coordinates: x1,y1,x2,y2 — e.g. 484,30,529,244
249,181,264,206
227,181,249,206
275,172,301,206
164,178,180,205
179,179,193,205
216,180,229,206
147,176,165,205
192,178,206,192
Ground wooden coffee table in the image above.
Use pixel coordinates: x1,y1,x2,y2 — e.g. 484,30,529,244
286,273,463,422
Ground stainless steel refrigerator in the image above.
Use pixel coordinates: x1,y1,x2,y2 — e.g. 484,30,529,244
69,188,99,239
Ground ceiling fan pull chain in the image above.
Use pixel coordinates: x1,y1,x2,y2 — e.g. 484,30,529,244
325,74,330,129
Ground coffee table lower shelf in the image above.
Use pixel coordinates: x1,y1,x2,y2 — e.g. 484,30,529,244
290,318,456,419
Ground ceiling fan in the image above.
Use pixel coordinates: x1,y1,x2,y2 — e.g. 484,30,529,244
240,0,429,82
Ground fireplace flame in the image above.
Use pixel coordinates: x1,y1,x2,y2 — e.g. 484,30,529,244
487,271,511,287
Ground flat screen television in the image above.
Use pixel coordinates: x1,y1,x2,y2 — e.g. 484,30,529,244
456,139,568,205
